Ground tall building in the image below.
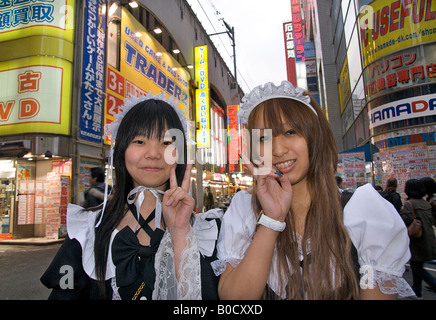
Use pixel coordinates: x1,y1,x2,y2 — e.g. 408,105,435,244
0,0,242,239
304,0,436,191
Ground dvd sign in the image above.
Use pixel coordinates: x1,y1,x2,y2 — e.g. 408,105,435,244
369,93,436,129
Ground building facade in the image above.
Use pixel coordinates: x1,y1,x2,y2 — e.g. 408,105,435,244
308,0,436,191
0,0,242,239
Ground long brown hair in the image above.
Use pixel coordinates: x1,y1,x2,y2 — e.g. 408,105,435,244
247,95,359,300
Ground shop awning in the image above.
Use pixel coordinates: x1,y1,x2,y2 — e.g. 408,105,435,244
339,143,379,162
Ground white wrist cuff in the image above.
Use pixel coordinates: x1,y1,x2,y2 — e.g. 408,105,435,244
257,211,286,232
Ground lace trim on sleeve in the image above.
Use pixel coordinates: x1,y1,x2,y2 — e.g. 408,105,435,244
111,277,121,300
359,265,415,298
153,228,202,300
210,257,241,276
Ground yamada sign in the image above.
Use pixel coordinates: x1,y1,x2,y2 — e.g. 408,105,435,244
369,93,436,129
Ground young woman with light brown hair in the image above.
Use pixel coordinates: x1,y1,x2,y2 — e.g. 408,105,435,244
212,81,414,300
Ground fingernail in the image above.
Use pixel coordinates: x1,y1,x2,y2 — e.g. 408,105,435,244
274,169,283,177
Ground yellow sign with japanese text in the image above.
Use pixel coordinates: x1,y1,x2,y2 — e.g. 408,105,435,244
0,56,72,135
359,0,436,66
0,0,74,136
0,0,75,43
104,7,191,144
338,56,351,112
195,45,210,148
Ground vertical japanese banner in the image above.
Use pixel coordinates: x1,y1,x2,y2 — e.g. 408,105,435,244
291,0,305,62
80,0,106,143
195,45,210,148
283,21,297,86
227,105,241,173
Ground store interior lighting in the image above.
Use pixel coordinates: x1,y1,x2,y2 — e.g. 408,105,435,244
110,0,139,15
128,1,138,8
172,49,180,54
177,64,193,71
108,2,118,15
153,27,162,34
17,151,28,158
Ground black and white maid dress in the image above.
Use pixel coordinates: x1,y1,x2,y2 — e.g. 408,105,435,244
211,184,415,299
41,187,222,300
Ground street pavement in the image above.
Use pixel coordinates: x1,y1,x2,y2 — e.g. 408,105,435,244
0,243,61,300
0,243,435,300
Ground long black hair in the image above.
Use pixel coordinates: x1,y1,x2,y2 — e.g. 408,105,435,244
404,179,426,200
94,98,188,295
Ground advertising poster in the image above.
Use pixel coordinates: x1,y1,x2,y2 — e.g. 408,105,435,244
104,7,190,144
363,42,436,100
0,0,75,42
0,60,71,135
79,0,106,143
359,0,436,67
337,152,366,190
0,0,74,136
373,144,435,198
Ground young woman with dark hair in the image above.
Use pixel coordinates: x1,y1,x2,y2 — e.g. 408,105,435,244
41,94,221,300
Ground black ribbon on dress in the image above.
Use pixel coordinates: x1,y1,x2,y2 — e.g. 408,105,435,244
111,206,164,299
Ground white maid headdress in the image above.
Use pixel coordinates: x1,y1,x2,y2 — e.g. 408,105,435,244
237,80,317,124
96,91,195,228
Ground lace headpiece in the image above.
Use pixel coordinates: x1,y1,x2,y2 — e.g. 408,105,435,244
95,92,194,228
103,91,194,145
238,80,317,124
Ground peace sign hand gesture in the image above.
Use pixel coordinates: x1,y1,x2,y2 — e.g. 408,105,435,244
162,163,195,237
240,153,293,222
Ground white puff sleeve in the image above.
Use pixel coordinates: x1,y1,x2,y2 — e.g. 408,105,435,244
66,204,117,281
211,191,257,276
344,184,415,298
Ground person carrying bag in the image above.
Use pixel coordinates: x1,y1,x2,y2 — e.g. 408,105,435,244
404,201,422,239
400,179,436,298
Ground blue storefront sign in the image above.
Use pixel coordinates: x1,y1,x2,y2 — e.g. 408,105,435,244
79,0,106,143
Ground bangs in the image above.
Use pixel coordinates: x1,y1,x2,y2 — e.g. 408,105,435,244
248,98,317,137
119,99,184,142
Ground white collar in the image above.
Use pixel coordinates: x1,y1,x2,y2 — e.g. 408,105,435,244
127,186,165,231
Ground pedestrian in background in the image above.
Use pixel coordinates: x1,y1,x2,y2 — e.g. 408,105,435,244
203,186,214,211
84,167,107,208
335,175,353,208
420,176,436,225
374,185,383,193
381,177,402,213
400,178,436,298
